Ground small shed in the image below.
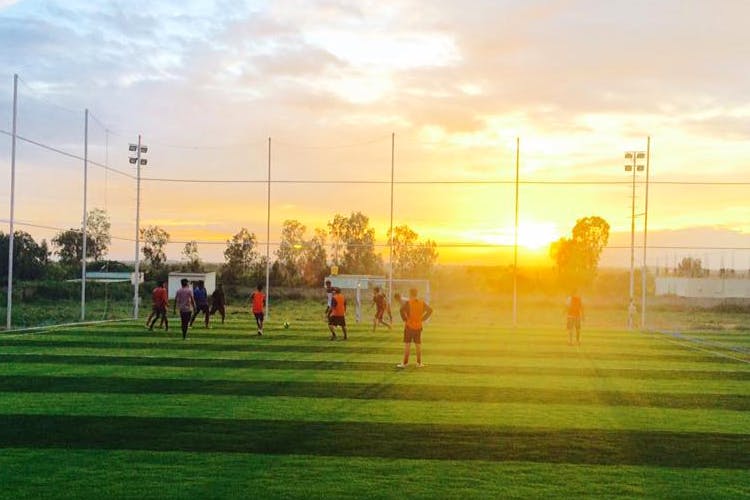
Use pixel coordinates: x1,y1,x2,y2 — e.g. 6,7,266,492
167,272,216,299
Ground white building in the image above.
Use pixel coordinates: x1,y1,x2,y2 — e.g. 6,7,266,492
655,277,750,298
167,272,216,299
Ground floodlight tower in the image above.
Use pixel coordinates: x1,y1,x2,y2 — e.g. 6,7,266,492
624,150,645,330
129,137,148,319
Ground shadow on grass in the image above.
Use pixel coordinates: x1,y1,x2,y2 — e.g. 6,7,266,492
0,414,747,469
2,353,749,380
0,375,748,410
0,338,736,363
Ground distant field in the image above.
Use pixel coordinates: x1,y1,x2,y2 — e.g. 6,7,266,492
0,301,748,498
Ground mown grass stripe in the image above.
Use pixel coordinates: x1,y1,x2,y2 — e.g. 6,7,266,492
0,338,735,363
0,375,747,410
1,353,748,380
4,362,748,395
3,393,749,434
0,414,747,468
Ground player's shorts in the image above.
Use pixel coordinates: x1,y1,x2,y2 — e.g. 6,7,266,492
195,303,209,314
375,307,386,320
403,327,422,344
567,316,581,330
253,312,264,322
151,304,162,315
328,315,346,327
210,304,225,315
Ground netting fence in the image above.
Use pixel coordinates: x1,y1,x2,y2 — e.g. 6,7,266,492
2,72,750,343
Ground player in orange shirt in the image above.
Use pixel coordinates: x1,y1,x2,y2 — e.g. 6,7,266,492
566,288,584,345
327,287,348,340
397,288,433,368
250,284,266,336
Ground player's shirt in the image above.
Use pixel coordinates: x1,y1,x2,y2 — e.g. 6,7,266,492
152,287,168,307
193,287,209,306
401,298,433,330
567,296,583,318
212,289,225,307
331,293,346,317
251,292,266,314
373,292,386,312
326,286,334,308
175,287,194,313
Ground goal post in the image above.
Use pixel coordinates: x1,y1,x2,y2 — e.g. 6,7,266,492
324,274,431,323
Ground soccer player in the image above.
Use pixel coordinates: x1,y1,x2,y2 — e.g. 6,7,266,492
190,280,210,328
397,288,433,368
327,287,348,340
210,283,226,324
250,284,266,336
566,288,584,345
372,286,392,332
147,280,169,331
324,279,333,319
173,278,195,340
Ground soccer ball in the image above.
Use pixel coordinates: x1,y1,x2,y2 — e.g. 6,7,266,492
283,321,290,329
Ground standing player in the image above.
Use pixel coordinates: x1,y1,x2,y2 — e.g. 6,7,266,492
372,286,392,332
566,288,584,345
327,287,348,341
250,284,266,336
397,288,433,368
190,280,210,328
210,283,226,324
173,278,195,340
147,280,169,331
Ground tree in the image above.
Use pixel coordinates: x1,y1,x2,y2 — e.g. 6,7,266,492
0,231,50,280
141,225,170,271
677,257,704,277
388,225,439,278
300,228,328,286
181,240,202,272
86,208,111,261
222,228,258,284
51,208,111,265
327,212,381,275
276,219,306,286
550,216,610,287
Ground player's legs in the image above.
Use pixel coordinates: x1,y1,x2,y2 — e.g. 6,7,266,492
401,342,411,366
203,306,210,328
180,311,191,339
575,318,581,344
219,305,225,323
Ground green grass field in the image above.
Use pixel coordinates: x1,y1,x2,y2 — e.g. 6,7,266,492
0,301,748,499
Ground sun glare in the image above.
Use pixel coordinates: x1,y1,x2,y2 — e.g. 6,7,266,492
475,221,559,252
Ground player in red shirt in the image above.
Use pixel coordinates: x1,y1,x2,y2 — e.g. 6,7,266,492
372,286,392,332
147,281,169,331
250,284,266,336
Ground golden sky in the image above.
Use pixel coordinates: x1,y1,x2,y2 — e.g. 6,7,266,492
1,0,749,268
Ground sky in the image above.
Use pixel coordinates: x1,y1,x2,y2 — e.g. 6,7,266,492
1,0,750,269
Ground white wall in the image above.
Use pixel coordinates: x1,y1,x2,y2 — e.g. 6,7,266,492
655,277,750,298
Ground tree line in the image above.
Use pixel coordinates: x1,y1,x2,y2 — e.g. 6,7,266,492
0,209,439,289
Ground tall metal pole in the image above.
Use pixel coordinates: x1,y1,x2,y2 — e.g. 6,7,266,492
6,74,18,330
512,137,520,328
641,136,651,330
81,109,89,321
388,132,394,301
628,153,636,330
133,134,142,319
265,137,271,320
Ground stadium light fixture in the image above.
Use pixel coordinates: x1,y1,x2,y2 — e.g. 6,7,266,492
129,136,148,320
624,150,646,330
